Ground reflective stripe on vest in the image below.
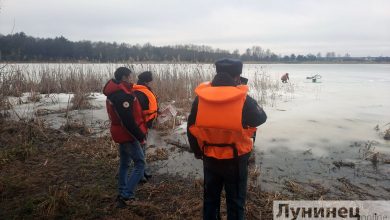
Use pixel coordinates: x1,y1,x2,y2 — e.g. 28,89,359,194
133,84,158,122
189,82,257,159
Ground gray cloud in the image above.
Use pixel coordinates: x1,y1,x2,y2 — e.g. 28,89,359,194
0,0,389,56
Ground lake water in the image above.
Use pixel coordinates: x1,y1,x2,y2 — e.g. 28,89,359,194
251,64,390,198
6,63,390,198
253,64,390,154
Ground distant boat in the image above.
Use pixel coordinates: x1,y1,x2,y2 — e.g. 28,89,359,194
306,74,322,82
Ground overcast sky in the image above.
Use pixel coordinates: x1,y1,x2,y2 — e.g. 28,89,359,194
1,0,389,56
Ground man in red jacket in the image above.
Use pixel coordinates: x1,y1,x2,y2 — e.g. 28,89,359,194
103,67,147,208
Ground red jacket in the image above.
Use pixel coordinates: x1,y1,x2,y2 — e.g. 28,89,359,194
103,79,147,144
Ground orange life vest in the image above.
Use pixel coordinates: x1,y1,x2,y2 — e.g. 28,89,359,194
189,82,257,159
133,84,158,122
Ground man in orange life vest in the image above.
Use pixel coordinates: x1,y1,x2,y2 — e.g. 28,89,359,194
187,58,267,219
133,71,159,181
103,67,148,208
133,71,158,129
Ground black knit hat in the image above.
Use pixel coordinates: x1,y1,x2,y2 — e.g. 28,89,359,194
215,58,243,77
114,67,132,81
138,71,153,83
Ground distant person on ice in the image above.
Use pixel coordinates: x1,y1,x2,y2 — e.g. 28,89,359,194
133,71,159,182
281,73,289,83
103,67,147,208
187,58,267,220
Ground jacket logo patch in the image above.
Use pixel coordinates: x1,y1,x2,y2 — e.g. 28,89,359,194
123,101,130,108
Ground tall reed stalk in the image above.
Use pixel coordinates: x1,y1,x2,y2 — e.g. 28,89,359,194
0,63,289,118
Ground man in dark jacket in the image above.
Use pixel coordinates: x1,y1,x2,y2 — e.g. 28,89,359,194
103,67,147,208
134,71,158,128
187,59,267,219
133,71,159,182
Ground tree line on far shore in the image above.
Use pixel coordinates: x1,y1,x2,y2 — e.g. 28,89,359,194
1,32,389,63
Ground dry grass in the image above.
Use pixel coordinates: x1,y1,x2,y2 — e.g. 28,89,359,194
0,64,13,118
335,177,377,199
0,63,295,218
27,91,41,103
283,180,330,200
146,148,169,162
61,120,93,135
0,96,11,118
251,68,279,106
384,128,390,140
374,123,390,141
131,63,285,111
359,140,390,165
1,63,285,123
0,119,290,219
70,91,93,110
0,64,109,97
37,184,71,218
247,65,289,107
129,63,213,112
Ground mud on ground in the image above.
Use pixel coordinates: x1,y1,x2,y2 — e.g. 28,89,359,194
0,119,286,219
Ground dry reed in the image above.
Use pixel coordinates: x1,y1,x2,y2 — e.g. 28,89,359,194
0,119,288,219
1,63,285,121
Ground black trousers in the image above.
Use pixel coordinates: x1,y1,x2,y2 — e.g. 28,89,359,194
203,153,250,220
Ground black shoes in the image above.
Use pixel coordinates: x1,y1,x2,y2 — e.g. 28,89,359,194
116,195,127,208
139,173,152,184
139,176,148,184
116,195,135,208
144,173,152,179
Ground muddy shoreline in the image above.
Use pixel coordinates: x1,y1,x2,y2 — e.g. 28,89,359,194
1,100,390,219
1,118,388,219
6,92,390,201
0,119,284,219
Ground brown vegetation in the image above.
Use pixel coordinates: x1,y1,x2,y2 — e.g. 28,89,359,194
384,128,390,140
1,63,280,110
0,119,287,219
359,140,390,165
0,63,295,219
